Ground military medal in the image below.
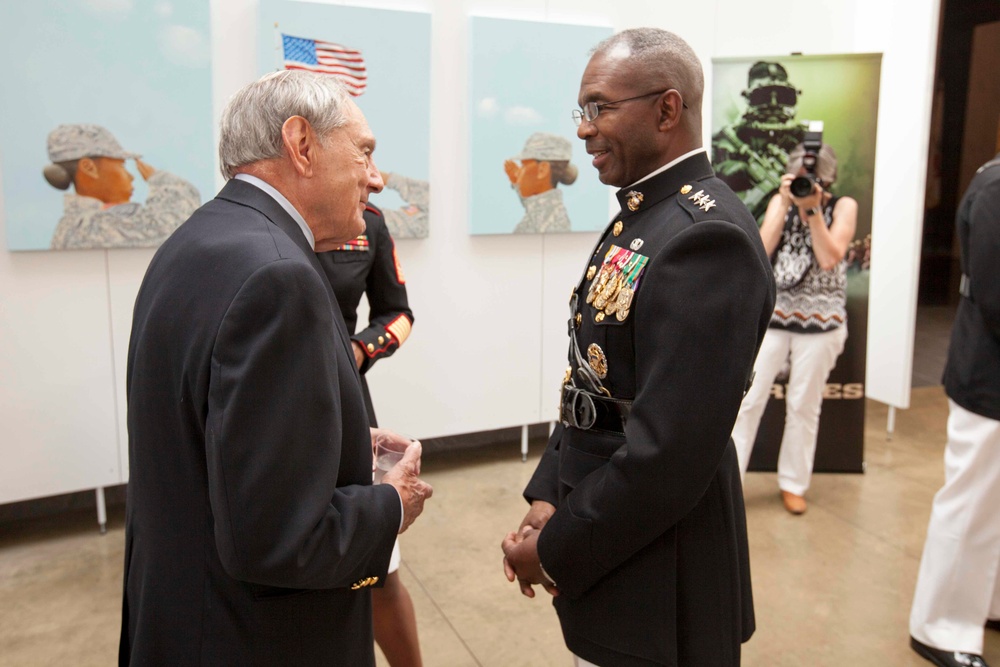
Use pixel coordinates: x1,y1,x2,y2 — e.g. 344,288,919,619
586,265,597,281
615,286,634,322
587,343,608,379
588,245,649,323
626,190,644,212
630,238,644,251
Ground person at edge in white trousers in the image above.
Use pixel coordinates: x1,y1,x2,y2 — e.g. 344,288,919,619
731,325,847,493
909,403,1000,655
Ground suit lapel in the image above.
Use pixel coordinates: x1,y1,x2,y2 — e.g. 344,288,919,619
216,179,363,383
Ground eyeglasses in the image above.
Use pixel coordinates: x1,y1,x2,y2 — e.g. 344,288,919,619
572,89,687,126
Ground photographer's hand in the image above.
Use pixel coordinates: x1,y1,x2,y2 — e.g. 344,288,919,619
777,173,795,207
791,180,823,211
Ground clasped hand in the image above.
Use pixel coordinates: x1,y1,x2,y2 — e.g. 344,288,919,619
501,500,559,598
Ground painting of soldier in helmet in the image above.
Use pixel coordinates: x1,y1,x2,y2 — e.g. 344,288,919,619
469,17,612,235
43,125,200,249
711,53,882,475
0,0,212,251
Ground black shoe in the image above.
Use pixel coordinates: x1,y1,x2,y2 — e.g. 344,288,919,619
910,636,990,667
987,619,1000,632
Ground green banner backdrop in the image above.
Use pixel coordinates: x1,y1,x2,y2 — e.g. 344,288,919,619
711,53,882,473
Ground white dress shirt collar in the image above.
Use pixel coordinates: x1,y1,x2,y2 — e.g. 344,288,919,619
234,173,315,251
625,147,707,189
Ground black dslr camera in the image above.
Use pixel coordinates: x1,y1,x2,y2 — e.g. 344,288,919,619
790,121,824,198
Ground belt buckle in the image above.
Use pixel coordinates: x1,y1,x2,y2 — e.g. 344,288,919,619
561,386,596,430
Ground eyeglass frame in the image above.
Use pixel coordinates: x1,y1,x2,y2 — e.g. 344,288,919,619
572,89,688,126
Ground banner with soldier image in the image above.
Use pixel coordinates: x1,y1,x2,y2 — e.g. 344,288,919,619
0,1,212,251
711,54,882,473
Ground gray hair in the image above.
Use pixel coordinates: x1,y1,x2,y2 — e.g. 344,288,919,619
787,143,838,185
218,70,352,180
591,28,705,112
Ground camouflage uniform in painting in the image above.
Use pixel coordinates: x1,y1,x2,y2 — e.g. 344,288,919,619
51,171,200,249
381,173,428,239
711,61,806,223
514,188,571,234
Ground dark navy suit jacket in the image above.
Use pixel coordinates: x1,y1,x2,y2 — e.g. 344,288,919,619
120,178,400,665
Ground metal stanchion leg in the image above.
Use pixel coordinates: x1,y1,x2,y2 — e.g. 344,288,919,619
886,405,896,441
96,487,107,535
521,424,529,463
549,421,555,435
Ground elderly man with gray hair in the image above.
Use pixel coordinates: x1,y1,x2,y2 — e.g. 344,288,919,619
119,70,432,666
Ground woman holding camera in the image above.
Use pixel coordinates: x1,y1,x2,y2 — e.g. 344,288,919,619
731,142,858,514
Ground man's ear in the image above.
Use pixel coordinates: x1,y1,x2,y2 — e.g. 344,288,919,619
77,157,99,180
656,90,684,132
281,116,315,177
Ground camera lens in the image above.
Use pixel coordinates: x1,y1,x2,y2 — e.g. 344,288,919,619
790,175,814,198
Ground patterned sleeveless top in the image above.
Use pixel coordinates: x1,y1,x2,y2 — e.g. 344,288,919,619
770,196,847,333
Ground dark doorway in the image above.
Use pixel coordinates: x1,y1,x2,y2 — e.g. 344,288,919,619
913,0,1000,388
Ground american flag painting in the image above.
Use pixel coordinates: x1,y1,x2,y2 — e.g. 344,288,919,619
281,34,367,96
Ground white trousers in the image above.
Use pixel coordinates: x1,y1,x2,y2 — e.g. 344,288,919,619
731,326,847,495
909,401,1000,654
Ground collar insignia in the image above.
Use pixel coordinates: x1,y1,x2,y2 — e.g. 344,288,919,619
626,190,644,212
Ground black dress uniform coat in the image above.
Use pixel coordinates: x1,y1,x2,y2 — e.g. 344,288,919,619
943,153,1000,420
120,179,400,665
317,204,414,425
525,152,775,666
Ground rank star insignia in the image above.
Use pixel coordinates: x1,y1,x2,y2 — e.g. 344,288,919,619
626,191,644,212
630,238,644,251
688,189,717,212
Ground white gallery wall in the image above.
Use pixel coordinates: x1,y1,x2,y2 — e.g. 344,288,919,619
0,0,940,505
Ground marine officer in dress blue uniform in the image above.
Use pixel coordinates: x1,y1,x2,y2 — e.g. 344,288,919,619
909,153,1000,667
502,28,775,667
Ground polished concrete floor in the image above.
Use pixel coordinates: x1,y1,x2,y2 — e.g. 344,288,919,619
2,386,999,666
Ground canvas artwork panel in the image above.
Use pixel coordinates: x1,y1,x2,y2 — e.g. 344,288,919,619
469,17,612,235
259,0,431,239
0,0,213,251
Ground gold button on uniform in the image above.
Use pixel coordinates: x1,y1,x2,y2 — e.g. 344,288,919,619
680,184,692,195
351,575,380,590
575,313,582,328
378,336,385,345
386,332,392,339
613,221,623,236
367,343,375,353
586,265,597,280
595,312,605,323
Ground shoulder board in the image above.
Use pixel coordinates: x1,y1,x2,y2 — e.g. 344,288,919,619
676,185,720,222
